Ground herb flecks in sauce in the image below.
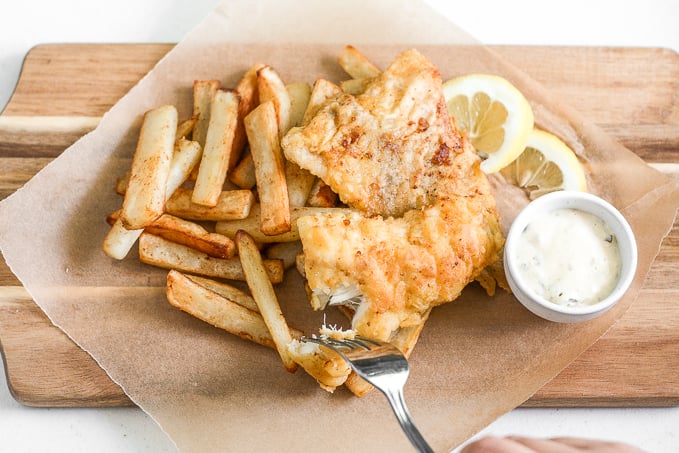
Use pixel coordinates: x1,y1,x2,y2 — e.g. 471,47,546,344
514,208,622,306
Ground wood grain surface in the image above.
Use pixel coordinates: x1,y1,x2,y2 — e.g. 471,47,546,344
0,44,677,407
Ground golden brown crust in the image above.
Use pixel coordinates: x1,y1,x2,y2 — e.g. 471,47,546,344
282,49,469,218
283,48,504,343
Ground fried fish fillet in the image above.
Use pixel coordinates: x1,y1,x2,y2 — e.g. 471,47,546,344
282,48,504,344
297,194,503,341
283,49,477,218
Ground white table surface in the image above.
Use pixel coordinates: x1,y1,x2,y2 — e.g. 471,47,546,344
1,1,678,452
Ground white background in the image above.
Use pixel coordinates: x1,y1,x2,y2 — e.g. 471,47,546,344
1,1,678,452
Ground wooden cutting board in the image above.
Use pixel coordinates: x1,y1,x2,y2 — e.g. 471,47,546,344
0,44,677,408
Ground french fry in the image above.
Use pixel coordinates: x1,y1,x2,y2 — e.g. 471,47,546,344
287,340,351,392
139,233,284,283
390,308,431,358
192,80,220,147
236,63,264,114
231,63,265,170
244,101,291,235
104,138,201,260
264,241,303,270
115,172,129,196
236,230,297,372
192,89,241,206
216,206,347,243
228,150,256,189
120,104,177,230
175,116,198,141
283,81,317,206
182,273,259,312
104,210,235,258
337,45,381,79
144,214,236,259
113,138,201,198
257,66,292,136
285,162,316,207
166,187,254,221
166,138,202,196
301,79,342,126
286,82,311,128
306,178,339,207
167,270,303,349
339,78,372,95
102,219,144,260
295,253,306,278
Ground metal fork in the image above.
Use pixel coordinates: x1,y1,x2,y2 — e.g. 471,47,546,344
302,336,434,453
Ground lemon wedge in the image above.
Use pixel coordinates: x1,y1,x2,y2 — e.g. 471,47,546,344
443,74,534,173
501,128,588,199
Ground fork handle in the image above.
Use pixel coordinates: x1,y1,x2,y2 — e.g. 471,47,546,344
383,387,434,453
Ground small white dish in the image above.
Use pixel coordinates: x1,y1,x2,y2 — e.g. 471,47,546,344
504,191,638,323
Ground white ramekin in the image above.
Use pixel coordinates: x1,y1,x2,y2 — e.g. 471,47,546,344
503,191,638,323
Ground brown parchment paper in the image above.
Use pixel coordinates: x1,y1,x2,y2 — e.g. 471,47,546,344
1,1,678,452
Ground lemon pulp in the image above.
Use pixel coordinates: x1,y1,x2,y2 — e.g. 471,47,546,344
502,129,588,199
443,74,534,173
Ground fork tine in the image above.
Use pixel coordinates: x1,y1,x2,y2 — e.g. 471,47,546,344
300,335,432,452
343,338,371,350
301,336,351,351
354,336,382,348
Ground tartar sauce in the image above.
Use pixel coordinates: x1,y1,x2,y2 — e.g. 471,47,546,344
514,208,621,306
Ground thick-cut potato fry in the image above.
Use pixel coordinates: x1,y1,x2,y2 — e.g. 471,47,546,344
105,209,121,226
301,79,342,126
236,230,297,372
120,104,177,230
295,253,306,278
244,101,291,235
167,138,202,195
286,82,311,128
113,138,201,198
139,233,284,283
216,206,347,243
287,340,351,392
102,219,143,260
283,81,316,206
104,138,201,260
306,178,339,207
285,162,316,207
175,116,198,140
192,80,220,147
339,78,372,96
231,63,265,170
236,63,264,113
182,273,259,312
145,214,236,259
228,150,256,189
337,45,381,79
344,371,373,397
167,270,278,349
166,187,254,221
257,66,292,136
192,89,241,207
115,172,129,196
264,241,303,270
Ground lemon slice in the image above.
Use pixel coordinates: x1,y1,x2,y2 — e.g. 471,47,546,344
443,74,534,173
501,128,588,199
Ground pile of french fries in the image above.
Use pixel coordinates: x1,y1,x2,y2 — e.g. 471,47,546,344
102,46,381,394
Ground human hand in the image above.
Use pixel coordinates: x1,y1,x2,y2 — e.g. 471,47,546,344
460,436,646,452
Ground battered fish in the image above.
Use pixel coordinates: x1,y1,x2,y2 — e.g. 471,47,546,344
283,49,477,218
282,48,504,343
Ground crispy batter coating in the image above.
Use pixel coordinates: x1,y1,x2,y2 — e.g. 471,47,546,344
282,48,504,343
283,49,474,217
